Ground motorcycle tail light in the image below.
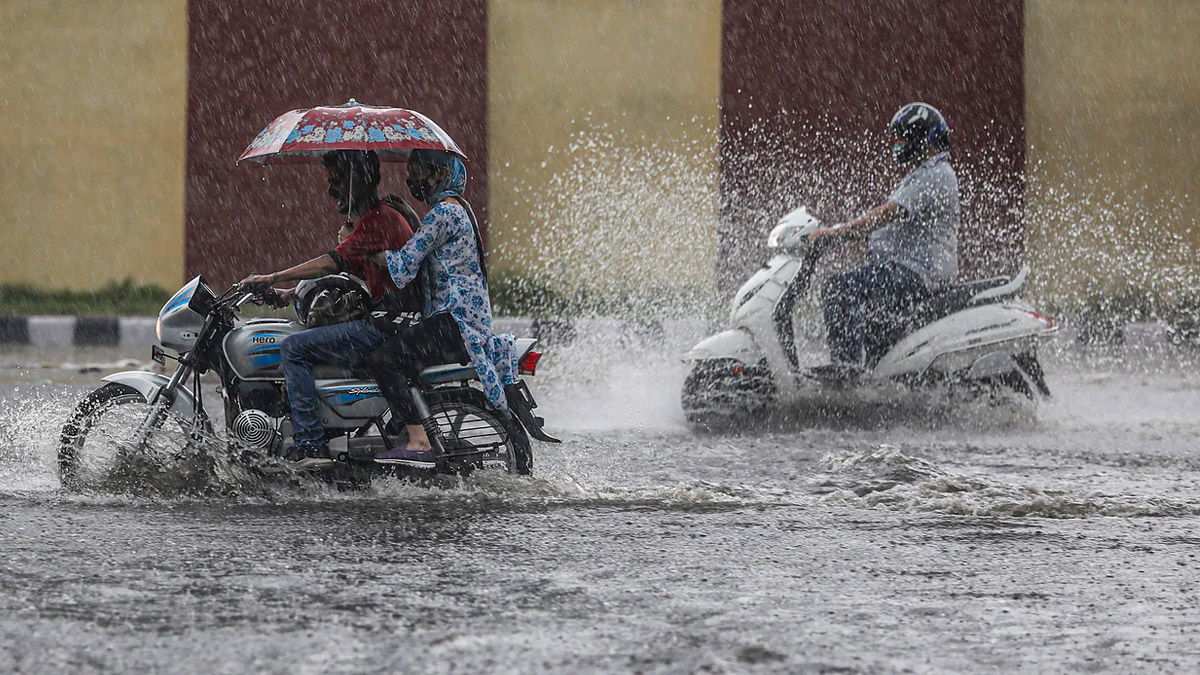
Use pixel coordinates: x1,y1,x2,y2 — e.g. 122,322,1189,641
519,351,542,375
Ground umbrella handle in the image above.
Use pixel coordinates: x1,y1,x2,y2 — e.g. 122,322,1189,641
346,160,353,225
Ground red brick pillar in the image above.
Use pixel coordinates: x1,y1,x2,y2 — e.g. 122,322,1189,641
719,0,1025,291
185,0,488,287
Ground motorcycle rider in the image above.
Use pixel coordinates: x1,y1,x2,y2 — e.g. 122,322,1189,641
240,149,416,468
366,148,518,468
808,102,960,379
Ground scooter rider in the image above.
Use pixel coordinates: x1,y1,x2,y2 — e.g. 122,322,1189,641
808,102,960,378
240,149,416,468
366,148,519,468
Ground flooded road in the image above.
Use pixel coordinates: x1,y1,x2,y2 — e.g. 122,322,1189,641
3,338,1200,673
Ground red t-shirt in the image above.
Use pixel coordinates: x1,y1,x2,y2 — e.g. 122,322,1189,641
330,201,414,303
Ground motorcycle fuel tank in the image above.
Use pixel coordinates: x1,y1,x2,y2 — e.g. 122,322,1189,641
223,319,303,381
223,321,383,425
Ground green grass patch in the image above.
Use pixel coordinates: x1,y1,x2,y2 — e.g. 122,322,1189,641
0,279,172,316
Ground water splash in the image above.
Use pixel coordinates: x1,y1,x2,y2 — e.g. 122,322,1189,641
491,119,721,322
818,444,1200,518
0,384,78,494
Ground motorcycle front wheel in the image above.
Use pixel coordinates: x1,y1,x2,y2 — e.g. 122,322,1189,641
58,382,195,491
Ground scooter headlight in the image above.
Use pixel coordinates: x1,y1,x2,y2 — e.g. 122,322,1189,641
769,206,820,249
766,222,793,249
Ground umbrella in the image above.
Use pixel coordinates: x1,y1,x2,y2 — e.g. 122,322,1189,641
238,98,465,165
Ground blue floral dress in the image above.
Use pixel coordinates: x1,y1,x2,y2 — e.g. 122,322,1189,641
384,201,517,411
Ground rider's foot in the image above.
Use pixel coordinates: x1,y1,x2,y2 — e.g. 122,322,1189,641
284,443,335,470
373,444,436,468
806,362,865,384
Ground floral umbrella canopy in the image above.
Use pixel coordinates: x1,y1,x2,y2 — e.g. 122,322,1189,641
238,98,465,165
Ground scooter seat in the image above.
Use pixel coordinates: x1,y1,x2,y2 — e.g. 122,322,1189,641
914,275,1013,325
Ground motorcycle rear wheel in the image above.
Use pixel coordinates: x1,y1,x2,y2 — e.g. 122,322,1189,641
422,388,533,475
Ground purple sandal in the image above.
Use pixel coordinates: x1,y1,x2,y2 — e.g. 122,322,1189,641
373,444,436,468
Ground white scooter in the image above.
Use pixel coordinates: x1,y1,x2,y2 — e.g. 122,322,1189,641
681,206,1058,427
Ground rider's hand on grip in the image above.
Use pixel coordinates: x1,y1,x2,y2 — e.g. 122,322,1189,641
238,280,270,294
262,287,286,308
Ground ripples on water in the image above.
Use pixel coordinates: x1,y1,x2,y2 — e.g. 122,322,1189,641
3,334,1198,522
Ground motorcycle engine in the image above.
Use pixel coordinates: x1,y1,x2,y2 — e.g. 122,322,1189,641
232,409,278,449
234,381,287,417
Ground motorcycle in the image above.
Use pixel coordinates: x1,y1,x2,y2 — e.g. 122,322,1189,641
682,206,1058,428
59,276,559,490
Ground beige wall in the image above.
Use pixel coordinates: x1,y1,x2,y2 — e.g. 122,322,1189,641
0,0,187,291
488,0,723,292
1026,0,1200,302
10,0,1196,305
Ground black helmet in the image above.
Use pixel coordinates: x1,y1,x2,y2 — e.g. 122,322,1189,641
294,273,371,327
888,102,950,165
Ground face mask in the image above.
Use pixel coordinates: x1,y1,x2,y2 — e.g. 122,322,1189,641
893,140,921,166
407,177,433,203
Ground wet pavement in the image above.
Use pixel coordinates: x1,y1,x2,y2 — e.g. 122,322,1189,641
3,339,1200,673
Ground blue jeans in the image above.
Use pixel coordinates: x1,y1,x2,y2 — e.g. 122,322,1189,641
280,319,386,446
821,261,928,366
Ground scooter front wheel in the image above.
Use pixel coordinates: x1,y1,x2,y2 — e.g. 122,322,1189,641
681,359,774,432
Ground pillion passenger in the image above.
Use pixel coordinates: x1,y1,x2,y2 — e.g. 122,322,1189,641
366,148,520,468
240,149,415,468
807,102,961,380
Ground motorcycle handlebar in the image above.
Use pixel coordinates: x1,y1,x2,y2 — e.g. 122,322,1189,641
231,283,286,309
